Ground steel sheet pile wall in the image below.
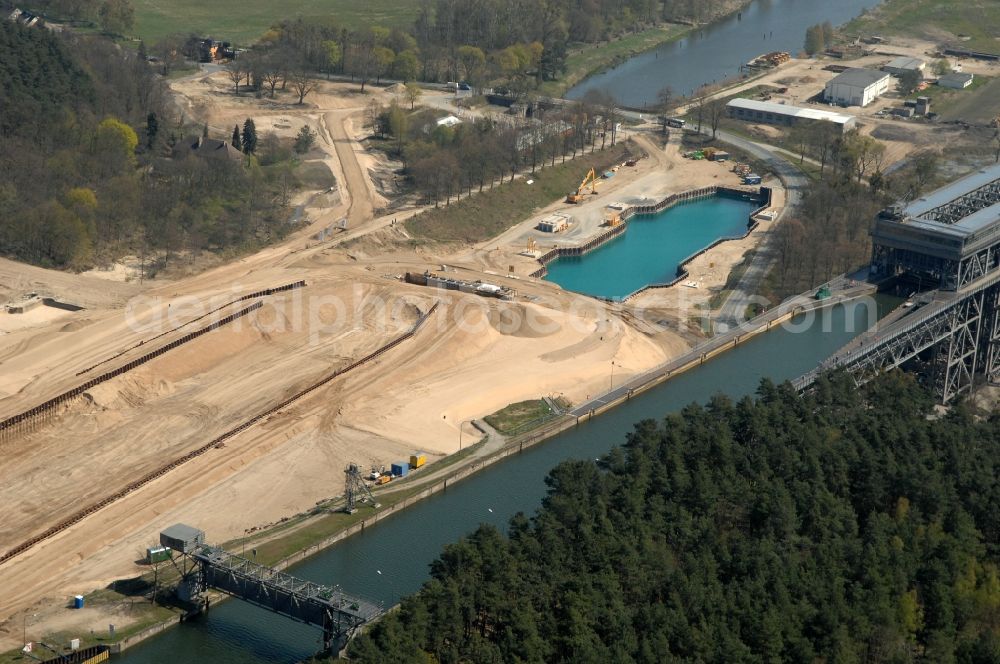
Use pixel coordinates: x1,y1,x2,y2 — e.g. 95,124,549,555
76,281,306,376
0,301,264,443
0,302,439,567
0,282,307,442
530,186,767,289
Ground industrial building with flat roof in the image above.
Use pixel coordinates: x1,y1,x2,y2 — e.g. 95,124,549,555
726,98,856,133
882,56,925,76
871,162,1000,290
825,68,892,107
938,72,974,89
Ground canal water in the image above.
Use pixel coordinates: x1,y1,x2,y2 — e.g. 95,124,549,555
566,0,883,107
543,196,757,300
123,297,897,663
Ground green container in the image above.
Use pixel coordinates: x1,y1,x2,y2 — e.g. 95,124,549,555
147,546,172,564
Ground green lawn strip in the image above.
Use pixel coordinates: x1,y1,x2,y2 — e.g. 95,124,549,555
406,144,633,243
225,440,492,567
538,24,689,98
484,399,558,435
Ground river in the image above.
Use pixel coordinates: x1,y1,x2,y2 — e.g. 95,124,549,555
122,296,898,663
566,0,882,108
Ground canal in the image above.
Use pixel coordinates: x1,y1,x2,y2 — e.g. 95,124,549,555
123,297,898,663
566,0,883,107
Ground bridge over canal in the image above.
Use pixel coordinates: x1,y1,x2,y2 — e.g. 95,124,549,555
160,524,383,655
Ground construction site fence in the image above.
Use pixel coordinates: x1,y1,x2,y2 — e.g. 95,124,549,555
76,281,307,376
0,302,439,568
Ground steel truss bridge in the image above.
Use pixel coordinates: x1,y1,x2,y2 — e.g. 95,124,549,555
794,269,1000,403
188,545,383,653
796,165,1000,402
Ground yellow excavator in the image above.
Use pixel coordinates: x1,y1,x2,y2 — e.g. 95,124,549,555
565,168,599,204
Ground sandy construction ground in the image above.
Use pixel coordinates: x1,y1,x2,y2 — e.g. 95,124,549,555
0,69,782,650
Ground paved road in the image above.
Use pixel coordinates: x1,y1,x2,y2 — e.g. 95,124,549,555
708,128,810,328
571,276,878,418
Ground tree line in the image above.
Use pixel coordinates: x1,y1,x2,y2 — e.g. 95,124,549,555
365,88,623,207
197,0,742,104
769,120,940,298
350,371,1000,662
803,21,834,56
0,19,299,271
20,0,136,35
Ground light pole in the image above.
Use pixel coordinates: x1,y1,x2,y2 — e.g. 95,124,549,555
23,613,36,647
610,360,620,392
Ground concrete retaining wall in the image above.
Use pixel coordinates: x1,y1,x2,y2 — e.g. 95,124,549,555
530,185,768,295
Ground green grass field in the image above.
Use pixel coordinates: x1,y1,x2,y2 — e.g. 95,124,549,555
845,0,1000,54
132,0,419,44
933,76,996,122
484,400,555,435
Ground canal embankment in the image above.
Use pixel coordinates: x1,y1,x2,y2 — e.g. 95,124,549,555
81,277,879,662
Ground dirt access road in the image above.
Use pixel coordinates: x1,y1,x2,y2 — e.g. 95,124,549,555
0,71,705,651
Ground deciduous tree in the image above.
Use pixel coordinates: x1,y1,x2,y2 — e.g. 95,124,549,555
393,50,420,82
404,82,422,110
289,64,317,104
98,0,134,36
225,60,247,94
896,69,922,95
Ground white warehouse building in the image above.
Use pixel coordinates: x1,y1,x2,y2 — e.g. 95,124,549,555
824,68,892,107
726,98,857,133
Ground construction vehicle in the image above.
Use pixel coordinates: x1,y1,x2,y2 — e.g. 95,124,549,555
375,475,391,485
566,168,599,204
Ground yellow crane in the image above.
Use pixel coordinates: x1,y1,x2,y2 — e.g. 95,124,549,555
565,168,599,204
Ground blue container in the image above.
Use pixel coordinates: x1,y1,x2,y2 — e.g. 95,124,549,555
73,595,84,609
391,463,408,477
